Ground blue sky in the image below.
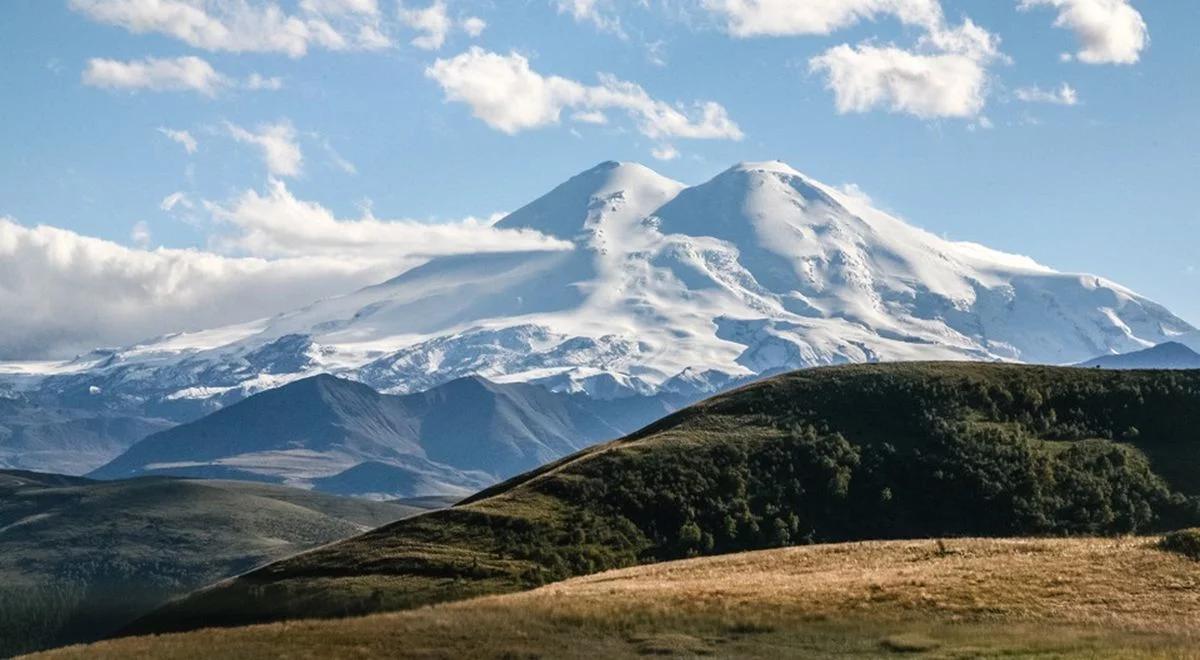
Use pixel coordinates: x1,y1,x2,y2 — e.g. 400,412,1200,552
0,0,1197,357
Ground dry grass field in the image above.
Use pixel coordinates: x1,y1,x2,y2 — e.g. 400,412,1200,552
30,536,1200,659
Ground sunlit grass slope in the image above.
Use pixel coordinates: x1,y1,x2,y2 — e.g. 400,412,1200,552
33,536,1200,659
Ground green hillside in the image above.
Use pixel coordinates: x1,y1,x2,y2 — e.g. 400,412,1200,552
130,363,1200,635
0,473,437,657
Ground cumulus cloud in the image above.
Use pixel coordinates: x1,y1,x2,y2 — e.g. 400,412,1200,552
808,15,1002,119
704,0,943,37
83,56,226,96
1019,0,1148,64
70,0,391,58
1015,82,1080,105
703,0,1003,120
225,120,303,178
426,47,743,140
158,127,198,154
810,43,990,119
207,178,571,260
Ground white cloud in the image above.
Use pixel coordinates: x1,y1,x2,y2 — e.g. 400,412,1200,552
1015,82,1080,105
320,138,358,174
651,145,680,161
130,221,152,247
572,110,609,125
702,0,1003,120
810,45,989,119
462,16,487,37
158,127,198,154
225,120,303,178
300,0,379,15
0,216,389,359
704,0,944,37
70,0,391,58
208,179,572,261
0,184,570,358
426,48,743,140
160,192,193,212
402,1,452,50
244,73,284,90
556,0,625,37
807,15,1002,120
83,56,226,96
1019,0,1148,65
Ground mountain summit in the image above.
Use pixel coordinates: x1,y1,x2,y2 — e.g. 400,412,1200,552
8,160,1196,411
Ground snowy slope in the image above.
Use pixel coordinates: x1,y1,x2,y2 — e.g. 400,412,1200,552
4,160,1195,412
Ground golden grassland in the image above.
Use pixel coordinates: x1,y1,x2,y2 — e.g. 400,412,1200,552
29,536,1200,659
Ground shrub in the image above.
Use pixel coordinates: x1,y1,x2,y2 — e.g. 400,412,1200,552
1159,529,1200,560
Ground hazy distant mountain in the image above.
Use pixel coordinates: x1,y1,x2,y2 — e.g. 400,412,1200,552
0,394,170,475
1077,342,1200,370
5,160,1194,419
0,469,432,656
90,374,678,497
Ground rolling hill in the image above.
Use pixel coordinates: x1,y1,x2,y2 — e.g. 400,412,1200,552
124,362,1200,635
32,536,1200,659
0,471,442,657
89,374,681,497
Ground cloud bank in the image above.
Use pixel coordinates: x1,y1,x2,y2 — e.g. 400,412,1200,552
0,183,570,359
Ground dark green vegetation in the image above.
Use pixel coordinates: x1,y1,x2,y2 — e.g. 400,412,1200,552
1159,528,1200,560
0,470,438,657
131,362,1200,636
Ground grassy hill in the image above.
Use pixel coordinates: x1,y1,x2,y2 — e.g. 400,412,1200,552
30,536,1200,658
127,362,1200,635
0,472,441,657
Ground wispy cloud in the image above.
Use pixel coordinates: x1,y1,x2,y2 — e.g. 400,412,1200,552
70,0,391,58
158,127,198,154
83,56,226,96
1015,83,1080,105
225,120,303,178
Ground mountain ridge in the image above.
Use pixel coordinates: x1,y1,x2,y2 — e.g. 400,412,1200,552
2,160,1194,443
90,373,684,497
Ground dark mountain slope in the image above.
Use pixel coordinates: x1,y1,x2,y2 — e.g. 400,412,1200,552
90,374,679,497
1078,342,1200,370
129,363,1200,635
0,470,437,657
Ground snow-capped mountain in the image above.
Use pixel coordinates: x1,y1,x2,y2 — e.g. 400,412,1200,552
4,160,1195,412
